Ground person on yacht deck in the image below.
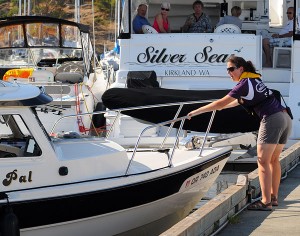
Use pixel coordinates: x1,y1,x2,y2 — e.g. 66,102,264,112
216,6,242,29
182,0,212,33
153,2,171,33
263,7,294,67
132,3,151,34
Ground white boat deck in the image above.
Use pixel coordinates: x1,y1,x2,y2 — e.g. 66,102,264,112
127,147,230,173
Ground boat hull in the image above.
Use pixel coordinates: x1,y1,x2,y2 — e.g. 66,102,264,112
5,150,230,236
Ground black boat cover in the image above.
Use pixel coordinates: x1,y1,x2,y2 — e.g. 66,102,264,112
102,88,260,133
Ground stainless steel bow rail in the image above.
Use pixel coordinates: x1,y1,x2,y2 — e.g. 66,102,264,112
50,99,217,175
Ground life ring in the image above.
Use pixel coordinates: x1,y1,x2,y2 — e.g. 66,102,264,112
142,25,158,34
3,68,34,81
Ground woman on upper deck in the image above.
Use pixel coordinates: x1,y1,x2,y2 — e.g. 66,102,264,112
187,55,292,211
182,0,212,33
153,2,171,33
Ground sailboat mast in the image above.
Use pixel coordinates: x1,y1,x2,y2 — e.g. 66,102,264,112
19,0,31,15
19,0,22,15
28,0,31,15
24,0,26,15
75,0,80,23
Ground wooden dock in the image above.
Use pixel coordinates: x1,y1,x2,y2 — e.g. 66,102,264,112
160,142,300,236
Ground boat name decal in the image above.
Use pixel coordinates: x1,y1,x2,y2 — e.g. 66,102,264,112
137,47,186,64
2,169,33,186
137,46,230,64
194,46,230,63
184,165,219,189
164,69,209,76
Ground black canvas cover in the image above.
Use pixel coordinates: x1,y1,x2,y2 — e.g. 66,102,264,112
127,71,159,88
102,87,260,133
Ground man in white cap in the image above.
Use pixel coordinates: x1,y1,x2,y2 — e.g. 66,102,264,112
132,3,151,33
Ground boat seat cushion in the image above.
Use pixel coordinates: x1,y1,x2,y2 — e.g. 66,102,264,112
55,72,83,84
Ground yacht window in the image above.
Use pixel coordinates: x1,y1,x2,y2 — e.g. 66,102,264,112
0,114,41,158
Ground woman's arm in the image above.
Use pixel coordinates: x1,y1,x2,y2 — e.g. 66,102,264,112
220,99,239,109
187,95,236,119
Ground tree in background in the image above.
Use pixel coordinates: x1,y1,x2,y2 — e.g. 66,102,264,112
0,0,115,20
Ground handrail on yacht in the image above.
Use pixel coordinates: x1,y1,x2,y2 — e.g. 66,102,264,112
50,99,218,175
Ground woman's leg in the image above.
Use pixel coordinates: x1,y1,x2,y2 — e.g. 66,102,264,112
270,144,285,200
257,143,277,204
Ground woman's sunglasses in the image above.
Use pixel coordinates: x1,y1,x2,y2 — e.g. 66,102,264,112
227,66,238,72
161,8,169,11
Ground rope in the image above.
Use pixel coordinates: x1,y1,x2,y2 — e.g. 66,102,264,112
74,83,87,134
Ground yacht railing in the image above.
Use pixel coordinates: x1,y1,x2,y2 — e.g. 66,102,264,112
50,99,218,174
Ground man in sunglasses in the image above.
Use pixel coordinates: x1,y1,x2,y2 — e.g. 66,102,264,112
263,7,294,67
133,3,151,34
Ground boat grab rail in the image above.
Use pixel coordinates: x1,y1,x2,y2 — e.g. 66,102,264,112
50,98,217,139
50,99,218,175
50,98,218,135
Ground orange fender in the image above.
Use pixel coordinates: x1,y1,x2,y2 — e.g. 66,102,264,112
3,68,34,81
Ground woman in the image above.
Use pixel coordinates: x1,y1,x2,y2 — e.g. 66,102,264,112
153,2,171,33
182,0,212,33
187,55,292,211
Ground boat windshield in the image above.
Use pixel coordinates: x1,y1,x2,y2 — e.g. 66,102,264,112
0,114,41,158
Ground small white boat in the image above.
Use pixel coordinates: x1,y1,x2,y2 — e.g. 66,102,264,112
0,81,232,236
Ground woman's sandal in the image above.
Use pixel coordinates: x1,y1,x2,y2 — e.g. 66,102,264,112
271,195,279,206
247,200,272,211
